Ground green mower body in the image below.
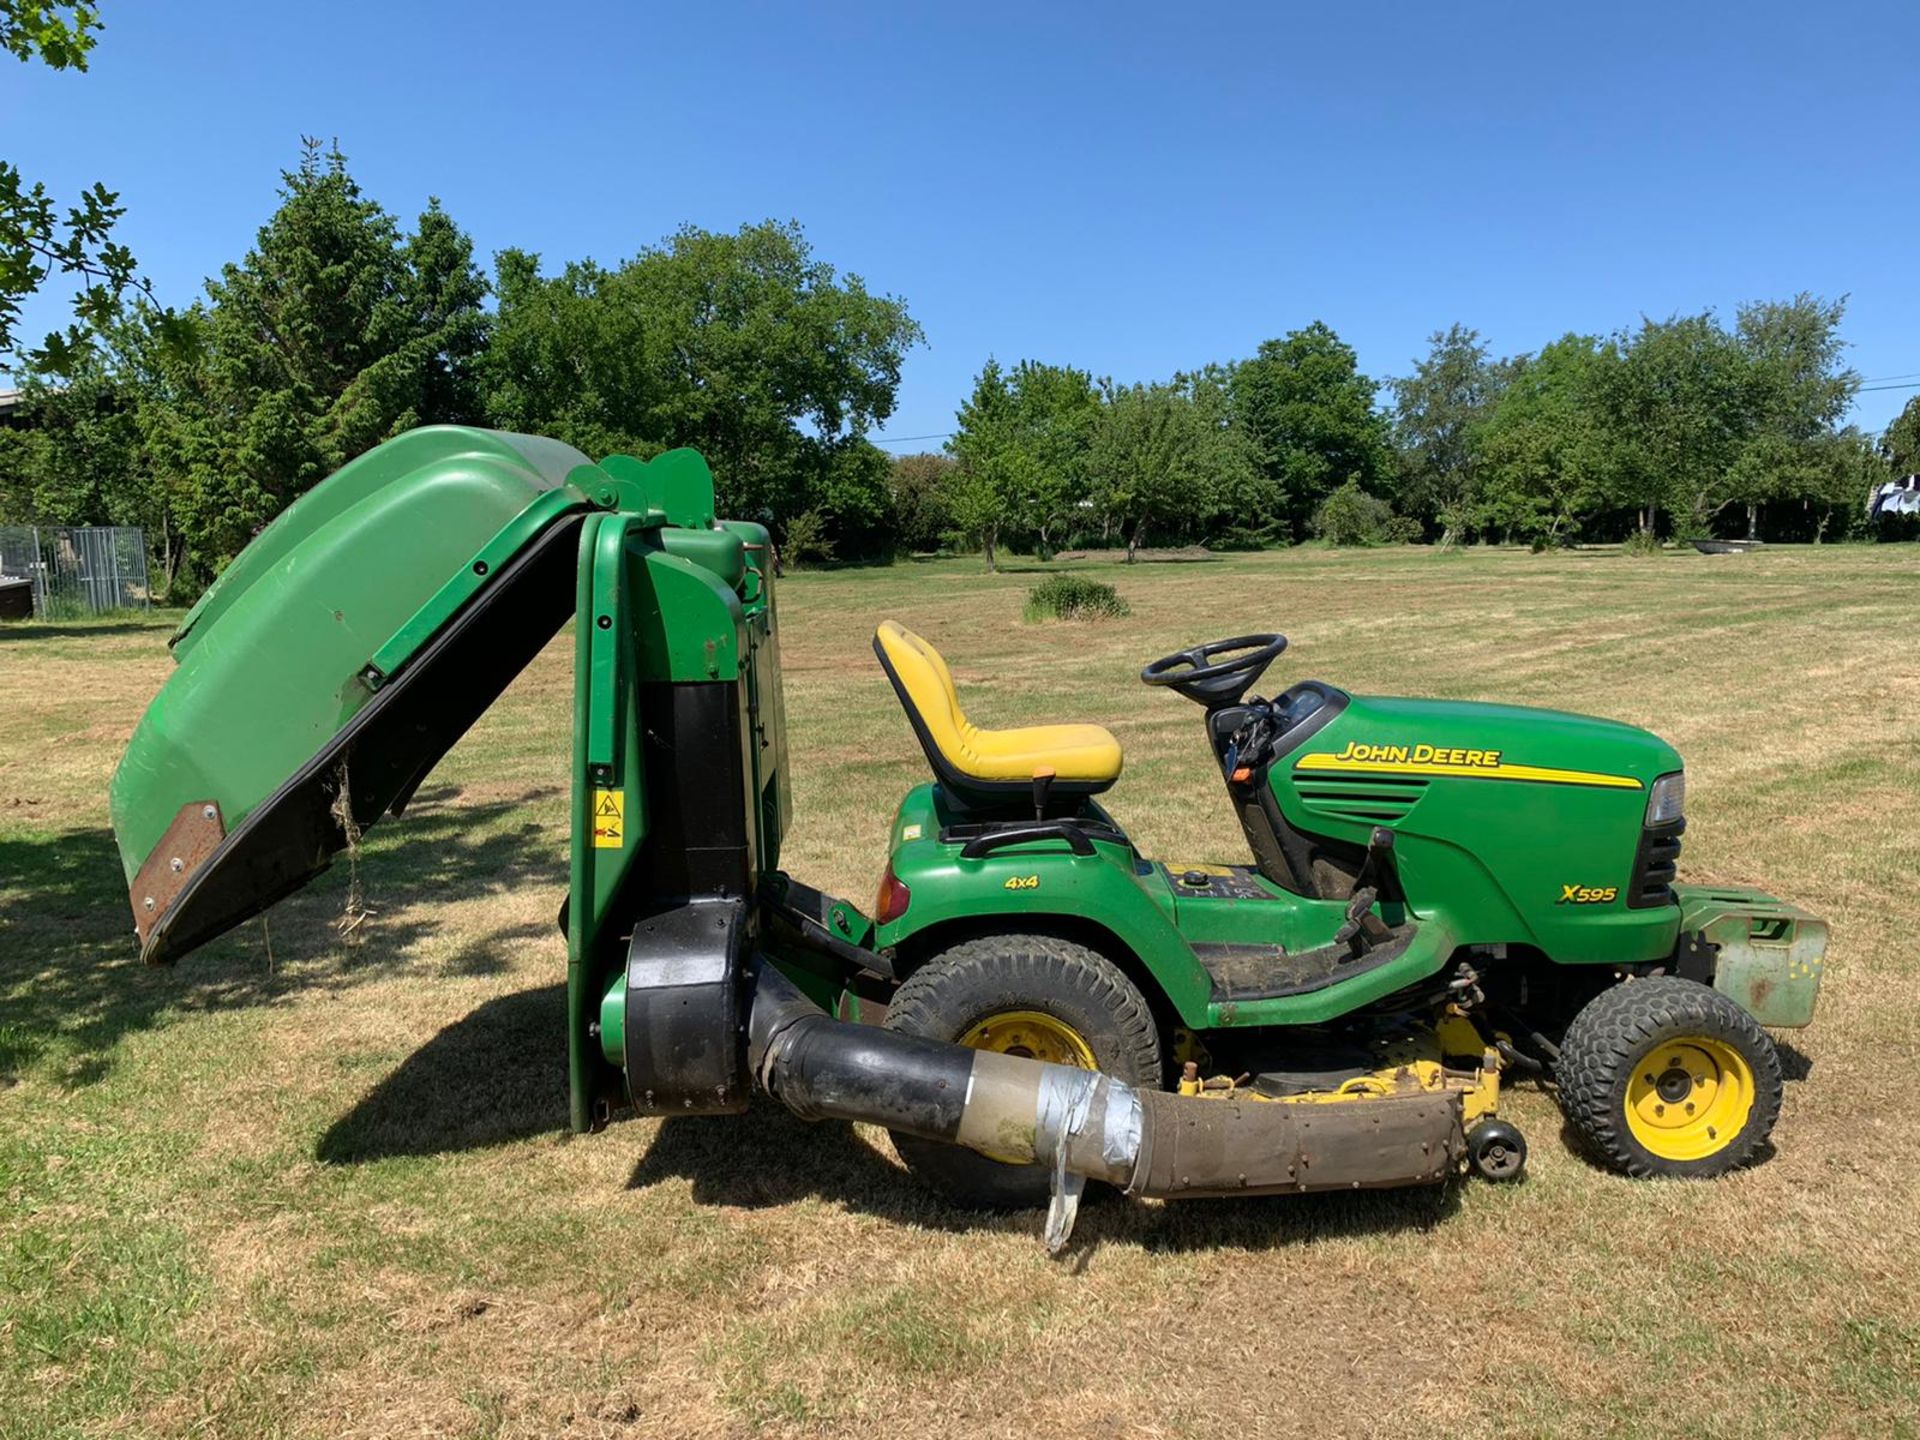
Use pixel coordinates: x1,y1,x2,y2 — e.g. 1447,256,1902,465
869,686,1822,1066
878,690,1687,1029
110,427,1827,1211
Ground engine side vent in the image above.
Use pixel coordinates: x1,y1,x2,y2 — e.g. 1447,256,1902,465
1293,773,1428,825
1629,819,1685,908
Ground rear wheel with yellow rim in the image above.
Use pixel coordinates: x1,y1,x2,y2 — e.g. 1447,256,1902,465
956,1009,1101,1069
884,934,1162,1209
1558,976,1782,1178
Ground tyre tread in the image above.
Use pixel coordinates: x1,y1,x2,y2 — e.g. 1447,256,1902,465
1557,975,1783,1179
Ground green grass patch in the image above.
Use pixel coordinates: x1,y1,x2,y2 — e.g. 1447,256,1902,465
2,542,1917,1436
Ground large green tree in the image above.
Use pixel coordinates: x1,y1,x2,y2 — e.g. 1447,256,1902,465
1232,322,1393,542
1722,294,1858,538
1390,324,1505,542
800,436,897,562
484,220,920,548
1885,395,1920,477
1591,296,1858,539
0,355,138,522
146,141,489,571
1006,361,1101,558
0,304,196,590
1088,372,1259,561
1592,313,1742,536
1473,334,1619,545
944,358,1099,563
945,358,1017,568
887,451,956,554
482,252,649,461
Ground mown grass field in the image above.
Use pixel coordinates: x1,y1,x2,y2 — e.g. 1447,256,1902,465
3,542,1918,1439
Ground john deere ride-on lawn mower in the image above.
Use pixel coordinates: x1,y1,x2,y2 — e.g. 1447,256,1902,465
111,427,1828,1249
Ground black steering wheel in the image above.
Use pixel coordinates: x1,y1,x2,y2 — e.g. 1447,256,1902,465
1141,634,1288,709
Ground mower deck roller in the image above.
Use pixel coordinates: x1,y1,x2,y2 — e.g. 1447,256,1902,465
112,425,1826,1243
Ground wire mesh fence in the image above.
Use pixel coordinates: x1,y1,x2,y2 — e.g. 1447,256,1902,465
0,526,152,619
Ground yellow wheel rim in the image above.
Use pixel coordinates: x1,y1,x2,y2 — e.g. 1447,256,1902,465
1624,1034,1756,1162
957,1010,1097,1069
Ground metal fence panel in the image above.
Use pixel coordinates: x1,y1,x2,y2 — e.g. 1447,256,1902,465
0,525,151,618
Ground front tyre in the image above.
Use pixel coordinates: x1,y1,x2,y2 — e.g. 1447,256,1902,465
1557,975,1783,1178
883,934,1162,1209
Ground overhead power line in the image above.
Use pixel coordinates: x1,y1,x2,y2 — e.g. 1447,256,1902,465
871,431,954,447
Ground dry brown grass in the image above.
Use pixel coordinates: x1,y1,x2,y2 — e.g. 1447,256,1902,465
3,543,1919,1439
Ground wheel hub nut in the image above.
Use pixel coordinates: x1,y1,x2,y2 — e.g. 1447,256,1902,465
1655,1067,1693,1103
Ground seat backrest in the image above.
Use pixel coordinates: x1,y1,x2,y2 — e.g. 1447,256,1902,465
874,621,973,777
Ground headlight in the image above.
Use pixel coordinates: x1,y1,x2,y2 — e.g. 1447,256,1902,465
1646,771,1685,827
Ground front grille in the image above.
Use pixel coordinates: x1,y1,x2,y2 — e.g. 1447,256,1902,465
1628,818,1685,908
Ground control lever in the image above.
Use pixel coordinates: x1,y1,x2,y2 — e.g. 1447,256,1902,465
1335,885,1394,959
1354,825,1400,901
1224,709,1277,785
1031,767,1055,821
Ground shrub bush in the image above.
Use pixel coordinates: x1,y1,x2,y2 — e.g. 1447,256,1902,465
1311,480,1421,546
1023,573,1131,622
781,509,836,567
1621,529,1664,556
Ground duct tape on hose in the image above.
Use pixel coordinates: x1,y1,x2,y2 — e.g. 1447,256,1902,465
1042,1077,1093,1254
1038,1070,1147,1253
1096,1080,1144,1176
1033,1068,1143,1185
1035,1066,1095,1159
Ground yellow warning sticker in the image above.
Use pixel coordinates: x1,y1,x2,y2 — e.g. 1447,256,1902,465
592,788,625,849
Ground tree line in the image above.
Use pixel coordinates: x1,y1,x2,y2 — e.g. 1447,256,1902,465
0,142,922,596
3,140,1914,597
907,301,1900,568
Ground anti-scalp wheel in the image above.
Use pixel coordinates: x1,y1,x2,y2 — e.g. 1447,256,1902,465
1466,1118,1528,1181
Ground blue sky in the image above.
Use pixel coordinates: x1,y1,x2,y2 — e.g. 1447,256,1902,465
8,1,1917,440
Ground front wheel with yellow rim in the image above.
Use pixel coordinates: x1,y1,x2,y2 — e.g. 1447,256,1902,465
1557,976,1783,1178
884,935,1162,1209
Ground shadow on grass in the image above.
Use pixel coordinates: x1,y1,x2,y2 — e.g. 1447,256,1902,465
315,982,570,1162
628,1089,1462,1255
0,787,566,1089
306,971,1465,1250
1775,1037,1815,1082
0,620,170,640
997,555,1224,575
305,965,1465,1251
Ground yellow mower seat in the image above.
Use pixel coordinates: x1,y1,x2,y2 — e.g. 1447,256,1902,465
872,620,1123,804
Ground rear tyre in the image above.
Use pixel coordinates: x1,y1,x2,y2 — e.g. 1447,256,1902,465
1557,976,1782,1178
883,934,1162,1209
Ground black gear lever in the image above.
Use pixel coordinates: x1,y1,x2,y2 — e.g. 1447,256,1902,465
1336,886,1394,958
